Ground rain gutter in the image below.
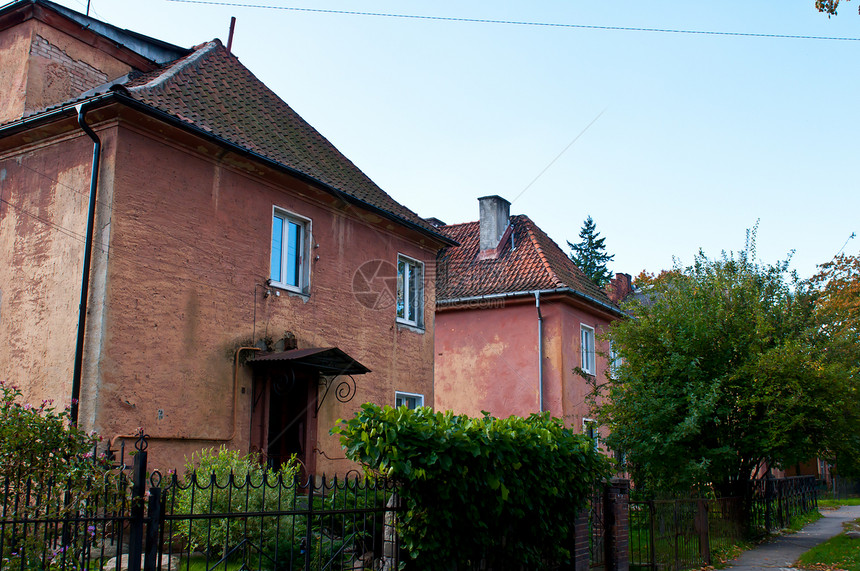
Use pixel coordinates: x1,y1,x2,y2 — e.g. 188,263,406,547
109,91,457,248
437,287,628,319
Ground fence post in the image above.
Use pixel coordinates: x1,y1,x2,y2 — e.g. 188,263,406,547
573,507,590,571
649,501,656,571
304,475,315,571
696,499,710,565
127,434,149,571
143,484,162,571
603,485,616,571
604,479,630,571
764,476,774,532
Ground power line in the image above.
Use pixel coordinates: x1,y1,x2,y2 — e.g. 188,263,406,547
511,109,606,205
165,0,860,42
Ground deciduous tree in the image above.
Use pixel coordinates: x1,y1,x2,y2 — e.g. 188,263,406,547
597,239,858,495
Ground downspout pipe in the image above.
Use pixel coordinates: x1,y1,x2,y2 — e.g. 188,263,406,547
70,104,101,425
535,291,543,413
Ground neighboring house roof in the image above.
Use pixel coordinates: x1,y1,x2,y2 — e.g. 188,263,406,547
437,214,622,314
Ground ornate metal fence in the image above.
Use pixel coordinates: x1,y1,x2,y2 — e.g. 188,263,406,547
0,437,401,571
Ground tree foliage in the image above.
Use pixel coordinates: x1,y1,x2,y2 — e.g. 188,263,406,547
568,215,615,287
334,404,609,570
598,239,858,495
810,252,860,476
816,0,857,15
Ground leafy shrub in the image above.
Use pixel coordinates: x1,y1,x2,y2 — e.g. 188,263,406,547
334,404,610,570
0,381,116,570
172,447,305,566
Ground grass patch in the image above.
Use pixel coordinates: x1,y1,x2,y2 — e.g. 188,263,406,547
787,509,823,532
796,519,860,571
820,498,860,508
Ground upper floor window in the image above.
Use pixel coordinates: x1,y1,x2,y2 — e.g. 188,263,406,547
395,391,424,409
581,324,595,375
271,208,310,293
396,255,424,328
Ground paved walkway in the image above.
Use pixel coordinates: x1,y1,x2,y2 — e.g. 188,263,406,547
723,505,860,571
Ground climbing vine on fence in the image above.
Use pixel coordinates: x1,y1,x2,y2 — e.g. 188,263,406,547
334,404,609,570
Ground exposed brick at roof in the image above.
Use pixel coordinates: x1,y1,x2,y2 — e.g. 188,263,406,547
436,214,619,311
122,40,442,239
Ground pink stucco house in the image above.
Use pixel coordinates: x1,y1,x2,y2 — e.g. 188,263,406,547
0,0,453,473
434,196,627,440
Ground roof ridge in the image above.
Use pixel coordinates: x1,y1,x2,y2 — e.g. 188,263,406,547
441,220,478,229
127,40,220,92
521,215,562,287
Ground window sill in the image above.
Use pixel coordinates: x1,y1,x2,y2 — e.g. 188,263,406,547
396,320,425,334
270,282,310,299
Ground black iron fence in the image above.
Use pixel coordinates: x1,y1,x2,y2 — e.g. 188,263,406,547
0,439,400,571
628,476,818,571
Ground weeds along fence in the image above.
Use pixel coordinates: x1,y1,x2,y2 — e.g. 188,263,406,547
0,439,401,571
628,476,818,571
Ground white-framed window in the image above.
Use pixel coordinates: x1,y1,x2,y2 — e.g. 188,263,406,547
395,391,424,410
396,255,424,328
270,208,310,293
609,340,623,375
583,418,599,451
581,324,596,375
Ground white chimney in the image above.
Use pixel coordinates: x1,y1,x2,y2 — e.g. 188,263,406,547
478,195,510,253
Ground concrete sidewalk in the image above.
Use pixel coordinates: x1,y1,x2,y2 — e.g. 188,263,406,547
723,505,860,571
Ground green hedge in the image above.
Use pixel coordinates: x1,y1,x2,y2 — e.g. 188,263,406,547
334,404,609,570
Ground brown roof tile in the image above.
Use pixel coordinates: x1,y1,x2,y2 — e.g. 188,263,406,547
436,214,620,312
122,40,445,240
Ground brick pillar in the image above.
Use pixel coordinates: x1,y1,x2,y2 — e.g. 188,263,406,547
573,507,590,571
605,479,630,571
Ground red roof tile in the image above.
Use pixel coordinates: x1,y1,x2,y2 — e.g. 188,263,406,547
437,214,619,312
122,40,445,240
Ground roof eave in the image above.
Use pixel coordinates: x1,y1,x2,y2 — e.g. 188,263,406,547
110,93,456,248
437,287,627,318
0,91,456,248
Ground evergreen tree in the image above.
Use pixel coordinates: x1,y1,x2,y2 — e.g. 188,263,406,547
568,216,614,287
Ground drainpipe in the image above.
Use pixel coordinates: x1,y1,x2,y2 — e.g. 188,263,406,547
70,105,101,425
535,291,543,413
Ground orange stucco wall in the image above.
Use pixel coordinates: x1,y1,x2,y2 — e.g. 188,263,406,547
435,295,613,433
1,110,440,473
0,129,105,409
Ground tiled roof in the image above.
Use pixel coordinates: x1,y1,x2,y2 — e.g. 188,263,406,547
436,214,620,312
120,40,445,240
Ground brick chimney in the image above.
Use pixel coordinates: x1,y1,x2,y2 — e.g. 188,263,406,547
478,195,511,259
607,273,633,304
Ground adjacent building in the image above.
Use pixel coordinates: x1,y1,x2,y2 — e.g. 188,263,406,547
434,196,626,438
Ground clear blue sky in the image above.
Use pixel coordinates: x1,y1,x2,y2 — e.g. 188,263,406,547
54,0,860,279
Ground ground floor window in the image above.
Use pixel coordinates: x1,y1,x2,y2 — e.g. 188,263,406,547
395,391,424,409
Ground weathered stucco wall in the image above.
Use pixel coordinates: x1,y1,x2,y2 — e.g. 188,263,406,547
0,19,31,124
92,120,438,472
434,300,540,418
0,128,107,408
0,18,132,125
434,296,613,432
